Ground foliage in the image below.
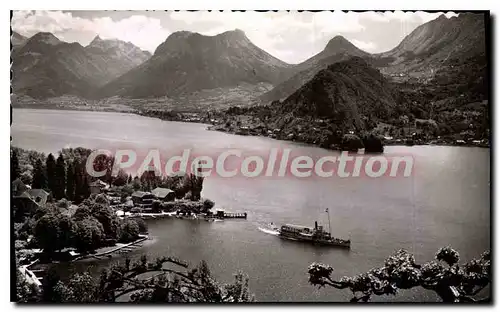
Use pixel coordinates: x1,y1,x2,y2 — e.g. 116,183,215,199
308,247,490,303
119,219,140,243
32,159,47,190
340,134,364,152
66,161,76,201
54,154,66,199
96,256,254,302
41,266,64,302
73,217,104,253
56,272,99,303
16,270,40,302
46,153,57,196
134,218,148,234
11,149,21,182
162,199,208,214
89,202,120,241
181,172,204,201
33,212,76,253
202,198,215,212
16,255,253,303
362,134,384,154
112,169,129,186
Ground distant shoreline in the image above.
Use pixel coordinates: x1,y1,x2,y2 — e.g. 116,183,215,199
12,105,490,149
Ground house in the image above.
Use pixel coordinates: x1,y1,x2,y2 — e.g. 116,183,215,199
12,178,29,196
131,191,155,209
151,187,175,202
12,179,50,221
89,179,110,194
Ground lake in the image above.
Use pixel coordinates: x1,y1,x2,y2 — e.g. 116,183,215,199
11,109,491,302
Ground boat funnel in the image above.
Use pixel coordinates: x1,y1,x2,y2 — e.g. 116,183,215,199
314,221,318,229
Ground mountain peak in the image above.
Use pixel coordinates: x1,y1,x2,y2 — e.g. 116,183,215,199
324,35,357,52
11,31,28,46
30,32,61,45
221,28,246,36
168,30,196,39
218,28,248,41
90,35,103,45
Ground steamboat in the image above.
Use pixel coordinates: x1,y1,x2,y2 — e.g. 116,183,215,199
271,208,350,248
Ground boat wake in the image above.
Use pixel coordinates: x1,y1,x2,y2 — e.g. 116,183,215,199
258,227,280,236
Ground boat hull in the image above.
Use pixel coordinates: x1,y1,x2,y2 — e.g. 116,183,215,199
278,232,350,249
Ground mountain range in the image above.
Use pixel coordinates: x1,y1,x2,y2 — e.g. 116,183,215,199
96,29,292,99
11,13,487,107
276,57,398,131
11,32,151,98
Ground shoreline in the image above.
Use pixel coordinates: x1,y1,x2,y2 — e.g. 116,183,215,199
72,234,149,262
12,106,490,149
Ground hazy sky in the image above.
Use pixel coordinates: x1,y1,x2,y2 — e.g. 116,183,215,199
12,10,458,64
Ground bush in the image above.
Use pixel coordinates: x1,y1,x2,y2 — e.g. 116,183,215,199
202,198,215,212
73,217,104,253
340,134,364,152
134,218,148,234
362,134,384,154
119,219,140,243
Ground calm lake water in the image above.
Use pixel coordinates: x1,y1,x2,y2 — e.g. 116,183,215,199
11,109,491,302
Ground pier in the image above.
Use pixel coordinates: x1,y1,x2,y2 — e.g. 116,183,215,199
72,235,148,261
223,212,247,219
208,210,247,219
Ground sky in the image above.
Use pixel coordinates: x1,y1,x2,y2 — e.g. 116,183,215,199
11,10,458,64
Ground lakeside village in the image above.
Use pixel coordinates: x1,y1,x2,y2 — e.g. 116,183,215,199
138,103,490,151
11,146,247,288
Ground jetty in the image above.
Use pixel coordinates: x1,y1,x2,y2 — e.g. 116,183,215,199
222,212,247,219
72,234,148,261
206,210,247,220
116,208,248,221
18,259,42,287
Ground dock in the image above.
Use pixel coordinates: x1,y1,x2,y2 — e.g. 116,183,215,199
223,212,247,219
72,235,148,261
18,260,43,287
207,210,248,220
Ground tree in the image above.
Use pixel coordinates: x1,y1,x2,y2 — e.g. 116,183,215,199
96,255,253,302
73,217,104,253
54,154,66,199
74,161,90,203
132,177,142,191
140,170,161,191
56,272,99,303
40,267,64,302
11,149,21,182
32,159,47,190
89,202,120,241
16,269,40,302
73,205,92,221
119,219,140,243
16,255,253,303
307,247,490,303
134,218,148,234
181,171,204,201
202,199,215,213
113,169,128,186
46,154,57,196
66,162,76,201
363,134,384,154
33,212,76,254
